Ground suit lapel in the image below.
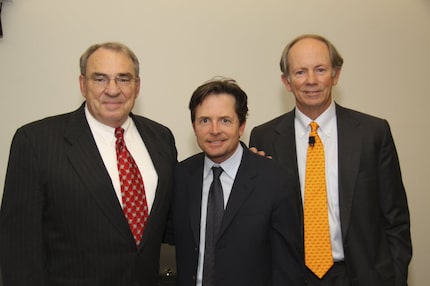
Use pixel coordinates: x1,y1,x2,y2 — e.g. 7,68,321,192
132,114,166,185
218,148,257,239
64,105,132,241
131,114,179,249
266,105,362,239
186,156,205,244
271,110,304,236
273,110,299,180
336,104,362,238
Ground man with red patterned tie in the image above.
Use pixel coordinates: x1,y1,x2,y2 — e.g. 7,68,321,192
0,42,177,286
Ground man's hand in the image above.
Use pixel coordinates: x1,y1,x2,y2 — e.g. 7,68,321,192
249,147,272,159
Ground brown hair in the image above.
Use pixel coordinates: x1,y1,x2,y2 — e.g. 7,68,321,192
189,77,248,125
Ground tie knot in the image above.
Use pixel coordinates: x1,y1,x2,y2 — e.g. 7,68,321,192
212,166,223,180
310,121,319,133
115,127,125,140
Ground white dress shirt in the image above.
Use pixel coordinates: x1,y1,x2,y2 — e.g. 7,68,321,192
85,105,158,212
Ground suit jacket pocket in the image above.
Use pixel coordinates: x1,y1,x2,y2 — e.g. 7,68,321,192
375,259,395,281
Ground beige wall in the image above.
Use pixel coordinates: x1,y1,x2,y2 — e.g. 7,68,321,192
0,0,428,284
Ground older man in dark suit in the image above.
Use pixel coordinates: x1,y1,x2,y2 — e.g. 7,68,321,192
250,34,412,286
0,42,177,286
172,79,302,286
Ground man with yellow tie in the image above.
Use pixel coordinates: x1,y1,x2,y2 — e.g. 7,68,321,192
249,34,412,286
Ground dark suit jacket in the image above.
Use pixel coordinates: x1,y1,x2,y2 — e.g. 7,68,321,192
0,103,178,286
172,143,302,286
249,103,412,286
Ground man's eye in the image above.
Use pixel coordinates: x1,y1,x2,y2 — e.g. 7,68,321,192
94,77,108,83
117,77,131,83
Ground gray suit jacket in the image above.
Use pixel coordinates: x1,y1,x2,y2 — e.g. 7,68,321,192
172,143,303,286
249,103,412,286
0,103,177,286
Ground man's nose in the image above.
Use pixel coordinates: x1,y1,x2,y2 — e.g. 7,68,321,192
210,121,221,133
105,78,122,94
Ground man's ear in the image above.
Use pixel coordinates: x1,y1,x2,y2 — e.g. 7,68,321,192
238,120,246,138
281,74,293,91
192,122,197,133
332,68,342,86
135,77,141,98
79,74,87,99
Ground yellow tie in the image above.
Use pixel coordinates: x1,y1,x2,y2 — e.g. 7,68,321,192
304,122,333,278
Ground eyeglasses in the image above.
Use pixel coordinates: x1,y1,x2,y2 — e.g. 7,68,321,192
85,74,138,89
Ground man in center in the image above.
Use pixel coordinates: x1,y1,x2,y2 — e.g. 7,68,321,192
171,78,302,286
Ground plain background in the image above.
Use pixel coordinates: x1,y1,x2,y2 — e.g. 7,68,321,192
0,0,428,284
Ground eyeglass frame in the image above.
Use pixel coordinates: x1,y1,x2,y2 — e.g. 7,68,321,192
83,73,139,89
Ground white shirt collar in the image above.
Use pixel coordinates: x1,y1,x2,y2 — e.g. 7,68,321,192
203,143,243,180
295,100,336,136
85,103,132,140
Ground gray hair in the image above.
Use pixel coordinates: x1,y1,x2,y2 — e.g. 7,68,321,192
79,42,139,76
280,34,344,76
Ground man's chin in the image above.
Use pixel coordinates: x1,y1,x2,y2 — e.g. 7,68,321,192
205,151,226,163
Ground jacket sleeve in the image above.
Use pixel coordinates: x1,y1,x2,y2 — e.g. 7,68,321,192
378,121,412,285
0,128,47,286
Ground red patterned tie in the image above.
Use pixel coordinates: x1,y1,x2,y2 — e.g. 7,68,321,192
115,127,148,246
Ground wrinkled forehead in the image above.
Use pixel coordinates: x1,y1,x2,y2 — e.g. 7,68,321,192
86,48,136,76
288,39,331,68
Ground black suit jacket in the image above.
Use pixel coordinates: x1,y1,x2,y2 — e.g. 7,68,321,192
172,143,302,286
249,103,412,286
0,103,178,286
